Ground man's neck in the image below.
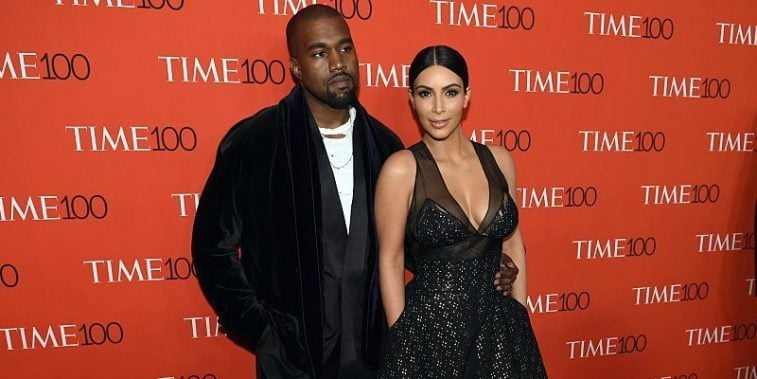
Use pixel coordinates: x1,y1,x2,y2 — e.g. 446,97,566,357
302,87,351,129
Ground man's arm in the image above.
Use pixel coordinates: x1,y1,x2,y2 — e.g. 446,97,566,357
495,253,519,296
192,126,269,351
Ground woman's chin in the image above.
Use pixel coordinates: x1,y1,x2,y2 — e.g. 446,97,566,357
424,129,453,141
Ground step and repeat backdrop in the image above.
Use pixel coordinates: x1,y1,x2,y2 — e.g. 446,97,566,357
1,1,756,378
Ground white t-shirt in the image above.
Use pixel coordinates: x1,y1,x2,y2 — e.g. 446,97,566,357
318,107,356,231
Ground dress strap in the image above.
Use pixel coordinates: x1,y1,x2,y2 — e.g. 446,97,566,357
471,142,506,232
409,142,478,230
474,143,509,192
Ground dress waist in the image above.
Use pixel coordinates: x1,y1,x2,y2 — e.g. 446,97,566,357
409,255,500,292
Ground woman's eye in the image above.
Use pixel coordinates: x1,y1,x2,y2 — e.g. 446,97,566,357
446,89,459,96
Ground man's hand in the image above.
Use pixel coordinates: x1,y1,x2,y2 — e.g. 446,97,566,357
494,253,519,296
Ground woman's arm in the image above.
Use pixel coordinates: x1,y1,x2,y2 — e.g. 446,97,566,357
375,150,416,327
489,146,528,306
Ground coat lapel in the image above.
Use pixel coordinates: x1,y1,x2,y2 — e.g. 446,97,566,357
271,87,401,373
280,85,324,371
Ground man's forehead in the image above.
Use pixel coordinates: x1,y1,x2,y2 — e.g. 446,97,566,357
292,16,351,47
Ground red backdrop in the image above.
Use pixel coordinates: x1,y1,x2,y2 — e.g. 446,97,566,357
1,1,756,378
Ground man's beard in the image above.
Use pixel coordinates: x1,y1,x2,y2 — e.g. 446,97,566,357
318,73,357,109
321,86,356,109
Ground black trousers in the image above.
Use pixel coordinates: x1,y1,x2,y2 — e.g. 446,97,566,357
256,327,376,379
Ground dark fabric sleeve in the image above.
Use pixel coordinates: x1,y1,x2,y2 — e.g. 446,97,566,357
367,115,405,155
191,122,269,351
382,123,405,152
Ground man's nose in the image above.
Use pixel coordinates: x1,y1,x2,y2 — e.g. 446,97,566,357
329,52,345,72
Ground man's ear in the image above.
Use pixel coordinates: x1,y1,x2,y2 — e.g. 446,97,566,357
290,57,302,81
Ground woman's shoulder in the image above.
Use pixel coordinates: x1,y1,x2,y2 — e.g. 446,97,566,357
378,150,417,195
382,149,417,175
483,144,513,162
479,143,516,178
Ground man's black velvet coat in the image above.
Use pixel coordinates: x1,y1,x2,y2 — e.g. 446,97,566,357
191,85,403,377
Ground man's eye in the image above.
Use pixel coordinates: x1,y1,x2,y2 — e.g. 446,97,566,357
314,51,326,58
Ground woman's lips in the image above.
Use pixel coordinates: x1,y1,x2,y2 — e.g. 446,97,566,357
429,119,450,128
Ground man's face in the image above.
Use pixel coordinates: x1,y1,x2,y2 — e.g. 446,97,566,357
290,16,359,109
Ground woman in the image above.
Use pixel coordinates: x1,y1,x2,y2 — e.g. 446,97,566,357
376,45,547,378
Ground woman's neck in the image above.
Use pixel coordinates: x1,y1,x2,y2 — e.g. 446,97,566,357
422,127,472,162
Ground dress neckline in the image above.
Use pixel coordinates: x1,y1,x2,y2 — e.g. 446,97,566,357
419,141,497,235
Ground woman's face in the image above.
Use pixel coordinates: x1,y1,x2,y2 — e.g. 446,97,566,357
410,65,470,141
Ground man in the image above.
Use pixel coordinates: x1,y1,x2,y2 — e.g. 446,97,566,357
192,5,518,378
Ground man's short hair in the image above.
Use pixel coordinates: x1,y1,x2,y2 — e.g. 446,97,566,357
286,5,344,56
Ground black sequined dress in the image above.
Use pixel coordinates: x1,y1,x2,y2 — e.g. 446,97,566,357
379,142,547,378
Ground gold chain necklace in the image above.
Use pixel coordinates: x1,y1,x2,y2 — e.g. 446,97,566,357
321,111,354,170
329,153,353,170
